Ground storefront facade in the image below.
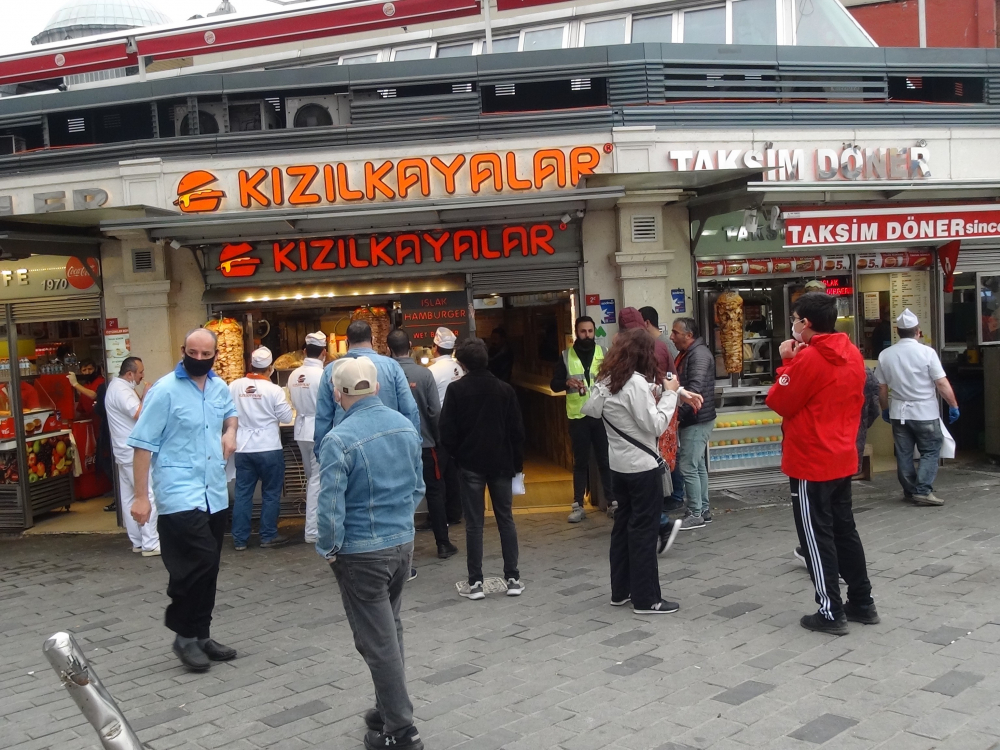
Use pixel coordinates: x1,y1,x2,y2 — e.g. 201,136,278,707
4,121,1000,525
0,249,110,530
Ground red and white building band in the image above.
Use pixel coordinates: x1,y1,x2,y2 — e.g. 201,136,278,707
783,204,1000,249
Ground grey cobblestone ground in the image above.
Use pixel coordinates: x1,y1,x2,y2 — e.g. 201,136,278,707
3,464,1000,750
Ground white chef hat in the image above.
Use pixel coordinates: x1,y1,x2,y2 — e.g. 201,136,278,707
433,327,457,349
251,346,273,368
895,308,919,329
304,331,327,347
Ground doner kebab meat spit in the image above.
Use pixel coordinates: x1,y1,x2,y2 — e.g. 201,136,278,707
715,290,745,375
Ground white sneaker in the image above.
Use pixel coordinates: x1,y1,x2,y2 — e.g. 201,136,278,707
567,504,586,523
459,581,485,600
131,546,141,553
606,501,618,519
141,548,161,557
304,536,318,543
506,578,524,596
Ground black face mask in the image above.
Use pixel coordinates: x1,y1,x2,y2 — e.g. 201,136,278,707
78,372,98,384
183,354,216,377
574,338,596,355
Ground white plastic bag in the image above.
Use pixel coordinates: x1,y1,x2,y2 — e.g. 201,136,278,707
512,472,526,495
940,419,956,459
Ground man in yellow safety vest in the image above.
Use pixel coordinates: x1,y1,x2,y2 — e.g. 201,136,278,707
550,316,616,523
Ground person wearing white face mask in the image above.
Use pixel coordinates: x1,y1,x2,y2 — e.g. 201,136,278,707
104,356,160,555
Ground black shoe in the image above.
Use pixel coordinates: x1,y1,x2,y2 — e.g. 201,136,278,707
447,516,463,525
415,519,432,532
364,726,423,750
172,639,211,672
437,542,458,559
634,599,680,614
793,547,807,566
104,502,117,512
800,612,849,636
200,639,237,661
408,567,418,582
657,519,681,555
260,534,291,549
662,498,685,513
363,708,383,731
843,601,881,625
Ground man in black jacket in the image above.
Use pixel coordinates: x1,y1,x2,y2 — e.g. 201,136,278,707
670,318,718,530
440,338,525,601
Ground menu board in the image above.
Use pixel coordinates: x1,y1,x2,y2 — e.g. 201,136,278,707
399,291,470,347
104,327,131,377
889,271,932,345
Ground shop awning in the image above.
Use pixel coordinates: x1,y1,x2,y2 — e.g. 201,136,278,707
101,188,627,245
748,179,1000,206
0,219,103,261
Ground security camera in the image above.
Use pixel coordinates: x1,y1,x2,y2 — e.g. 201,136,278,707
575,209,585,219
560,213,572,224
169,239,182,250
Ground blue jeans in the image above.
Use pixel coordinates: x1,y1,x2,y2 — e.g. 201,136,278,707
661,466,686,526
891,419,942,497
678,421,714,516
232,449,285,545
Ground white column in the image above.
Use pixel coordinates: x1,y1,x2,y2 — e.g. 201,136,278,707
614,198,692,324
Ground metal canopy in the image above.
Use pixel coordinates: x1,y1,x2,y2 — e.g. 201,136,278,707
749,179,1000,206
0,219,103,261
100,187,628,244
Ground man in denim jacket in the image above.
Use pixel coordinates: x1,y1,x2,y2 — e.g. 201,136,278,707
316,357,426,750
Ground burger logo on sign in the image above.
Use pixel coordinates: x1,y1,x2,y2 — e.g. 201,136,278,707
217,242,261,278
174,170,226,213
65,257,100,290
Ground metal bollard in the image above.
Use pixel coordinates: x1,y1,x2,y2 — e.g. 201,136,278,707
42,632,145,750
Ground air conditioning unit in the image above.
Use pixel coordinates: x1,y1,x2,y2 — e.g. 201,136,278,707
172,102,227,137
228,99,281,133
285,95,349,129
0,135,26,155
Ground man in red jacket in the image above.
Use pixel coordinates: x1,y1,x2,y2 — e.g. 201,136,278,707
766,292,878,636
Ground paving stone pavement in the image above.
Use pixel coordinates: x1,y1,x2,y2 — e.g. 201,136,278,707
3,465,1000,750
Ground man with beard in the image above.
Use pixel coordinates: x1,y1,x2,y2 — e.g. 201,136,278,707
551,316,615,523
128,328,239,672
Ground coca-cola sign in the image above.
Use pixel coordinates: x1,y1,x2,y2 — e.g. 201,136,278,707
65,257,100,290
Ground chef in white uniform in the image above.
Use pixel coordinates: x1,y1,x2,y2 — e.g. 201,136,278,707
229,347,294,550
427,327,464,405
104,356,160,555
426,326,466,524
287,332,327,543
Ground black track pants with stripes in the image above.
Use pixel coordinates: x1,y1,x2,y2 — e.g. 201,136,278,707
790,476,874,620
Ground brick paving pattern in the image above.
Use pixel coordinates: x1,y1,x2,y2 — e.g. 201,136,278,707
2,465,1000,750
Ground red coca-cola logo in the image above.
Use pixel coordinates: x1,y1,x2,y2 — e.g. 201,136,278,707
65,257,100,290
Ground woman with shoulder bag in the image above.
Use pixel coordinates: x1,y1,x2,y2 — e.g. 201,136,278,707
582,329,703,614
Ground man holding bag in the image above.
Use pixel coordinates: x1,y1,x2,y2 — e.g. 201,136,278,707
876,309,959,507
